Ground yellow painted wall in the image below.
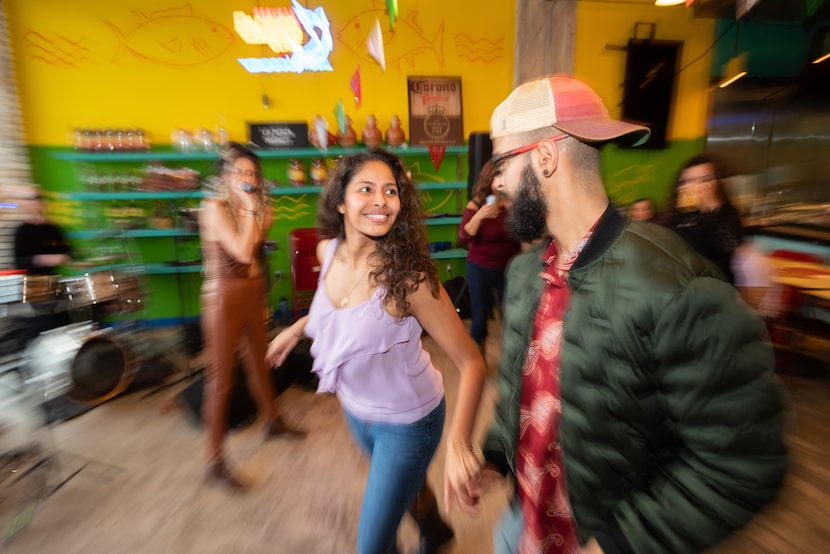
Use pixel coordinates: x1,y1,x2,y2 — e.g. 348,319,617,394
575,1,715,141
5,0,515,146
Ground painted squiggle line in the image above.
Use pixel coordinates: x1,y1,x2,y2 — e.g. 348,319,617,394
456,44,505,56
454,33,505,47
24,31,90,67
458,53,504,63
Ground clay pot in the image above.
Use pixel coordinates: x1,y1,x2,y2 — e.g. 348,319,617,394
338,116,357,148
385,115,406,147
362,115,382,149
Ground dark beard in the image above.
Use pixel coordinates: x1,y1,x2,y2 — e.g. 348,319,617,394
505,162,547,242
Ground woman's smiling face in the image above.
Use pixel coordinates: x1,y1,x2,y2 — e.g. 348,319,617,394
338,160,400,239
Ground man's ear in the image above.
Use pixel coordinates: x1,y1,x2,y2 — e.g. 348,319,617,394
536,139,560,179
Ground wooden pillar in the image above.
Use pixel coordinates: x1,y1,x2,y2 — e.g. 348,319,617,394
0,5,33,269
514,0,576,86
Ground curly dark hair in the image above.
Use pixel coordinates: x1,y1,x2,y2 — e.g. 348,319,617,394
317,149,439,316
470,160,497,206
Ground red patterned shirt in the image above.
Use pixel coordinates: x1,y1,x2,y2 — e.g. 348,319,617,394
516,233,591,554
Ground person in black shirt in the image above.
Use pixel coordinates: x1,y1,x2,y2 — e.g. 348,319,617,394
9,187,72,349
656,153,742,283
13,186,71,275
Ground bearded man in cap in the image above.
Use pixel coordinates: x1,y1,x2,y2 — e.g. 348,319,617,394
458,75,787,554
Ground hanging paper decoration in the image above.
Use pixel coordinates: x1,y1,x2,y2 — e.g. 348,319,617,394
350,65,362,107
428,145,446,172
386,0,399,29
366,18,386,72
334,100,347,135
313,115,329,154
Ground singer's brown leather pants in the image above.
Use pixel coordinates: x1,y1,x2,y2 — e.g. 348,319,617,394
201,276,276,461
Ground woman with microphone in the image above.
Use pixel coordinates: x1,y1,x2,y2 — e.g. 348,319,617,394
457,160,520,357
199,142,304,490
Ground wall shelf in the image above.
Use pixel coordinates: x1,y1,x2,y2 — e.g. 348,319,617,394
52,143,468,319
418,181,466,191
68,228,198,239
65,262,202,275
51,145,468,162
425,216,462,226
429,248,468,260
62,191,204,201
60,181,466,201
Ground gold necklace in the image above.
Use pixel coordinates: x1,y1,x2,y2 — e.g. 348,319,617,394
340,266,371,307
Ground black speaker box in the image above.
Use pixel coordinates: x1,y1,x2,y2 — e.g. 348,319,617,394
467,132,492,198
621,40,681,149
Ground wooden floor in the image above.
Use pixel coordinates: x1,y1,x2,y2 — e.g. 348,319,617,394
2,322,829,553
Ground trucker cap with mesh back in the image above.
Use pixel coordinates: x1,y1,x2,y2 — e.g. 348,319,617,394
490,74,651,147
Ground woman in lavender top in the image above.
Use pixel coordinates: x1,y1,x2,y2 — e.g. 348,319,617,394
266,149,486,554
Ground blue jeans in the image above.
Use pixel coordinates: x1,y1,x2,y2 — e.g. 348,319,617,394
466,260,506,345
344,399,446,554
494,497,524,554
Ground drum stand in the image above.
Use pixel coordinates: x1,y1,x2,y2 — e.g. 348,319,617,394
0,352,57,542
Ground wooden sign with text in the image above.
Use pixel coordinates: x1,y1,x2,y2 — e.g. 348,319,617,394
247,122,309,149
407,76,464,146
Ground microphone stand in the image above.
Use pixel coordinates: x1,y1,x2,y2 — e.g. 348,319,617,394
142,159,219,399
167,160,219,327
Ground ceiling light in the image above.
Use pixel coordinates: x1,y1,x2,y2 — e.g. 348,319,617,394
654,0,685,6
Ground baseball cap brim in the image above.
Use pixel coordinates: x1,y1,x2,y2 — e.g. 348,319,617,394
552,118,651,147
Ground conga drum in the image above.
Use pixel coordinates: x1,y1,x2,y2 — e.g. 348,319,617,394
23,322,137,405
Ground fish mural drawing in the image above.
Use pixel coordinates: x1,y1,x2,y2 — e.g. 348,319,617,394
454,33,505,64
103,4,234,67
336,1,444,71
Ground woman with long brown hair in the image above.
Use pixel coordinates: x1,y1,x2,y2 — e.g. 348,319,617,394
199,142,303,490
266,149,486,553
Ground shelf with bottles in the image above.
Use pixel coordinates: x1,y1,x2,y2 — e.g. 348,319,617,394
52,144,468,200
51,144,468,162
63,229,202,276
64,262,203,276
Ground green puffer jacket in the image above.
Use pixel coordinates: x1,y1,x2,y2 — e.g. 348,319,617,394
483,205,787,554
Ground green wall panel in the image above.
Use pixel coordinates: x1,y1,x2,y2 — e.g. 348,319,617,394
31,145,470,324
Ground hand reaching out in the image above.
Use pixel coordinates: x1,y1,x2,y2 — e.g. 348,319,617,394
265,327,300,367
444,442,481,513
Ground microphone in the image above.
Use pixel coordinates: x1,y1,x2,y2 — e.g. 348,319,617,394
242,182,257,193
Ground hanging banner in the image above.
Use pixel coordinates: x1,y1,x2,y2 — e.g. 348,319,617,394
428,144,446,171
407,76,464,146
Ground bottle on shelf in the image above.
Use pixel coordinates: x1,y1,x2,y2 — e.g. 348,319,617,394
362,114,382,148
385,115,406,147
72,128,83,151
171,129,193,152
104,128,116,151
288,159,307,187
310,159,328,186
217,114,229,148
92,129,104,152
114,128,125,151
195,128,214,152
135,128,149,151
